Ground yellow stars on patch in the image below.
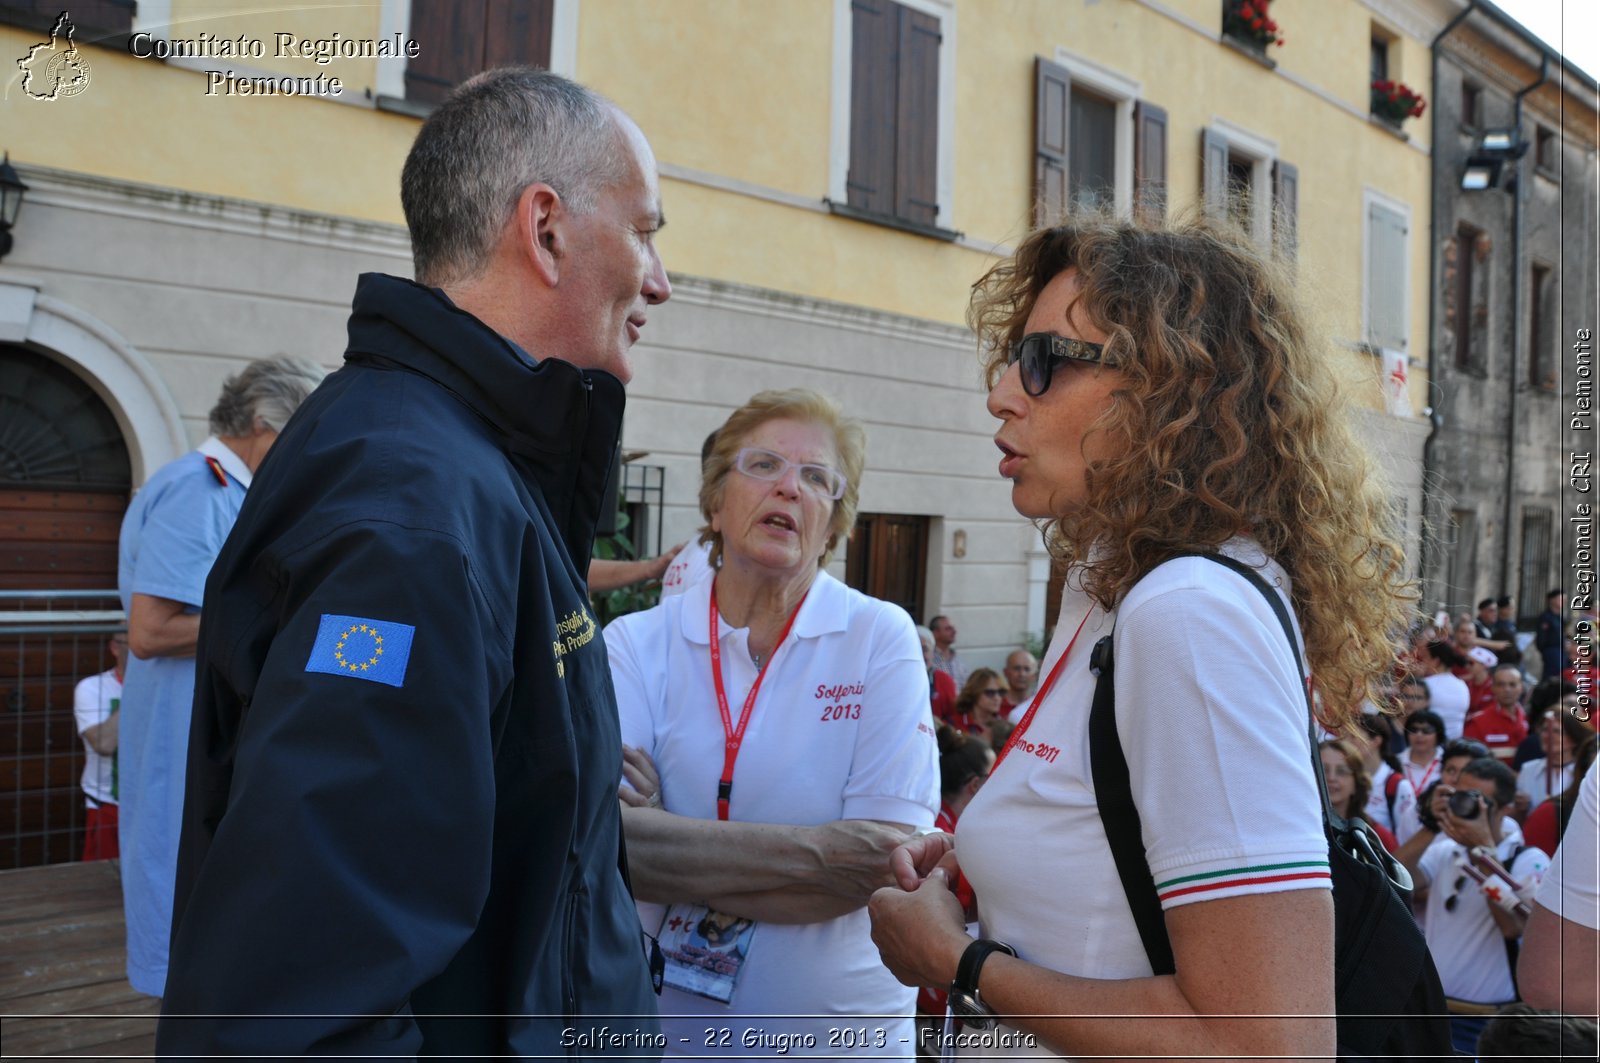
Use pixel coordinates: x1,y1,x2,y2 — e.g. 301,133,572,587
332,623,384,673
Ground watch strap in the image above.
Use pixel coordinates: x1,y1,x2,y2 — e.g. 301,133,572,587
954,938,1016,996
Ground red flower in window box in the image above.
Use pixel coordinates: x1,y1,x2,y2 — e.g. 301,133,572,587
1224,0,1284,51
1371,79,1426,125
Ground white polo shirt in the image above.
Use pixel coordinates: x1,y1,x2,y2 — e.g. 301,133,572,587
1536,768,1599,930
606,569,939,1057
660,538,713,598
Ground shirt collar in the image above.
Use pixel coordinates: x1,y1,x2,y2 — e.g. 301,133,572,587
196,436,252,488
679,569,852,645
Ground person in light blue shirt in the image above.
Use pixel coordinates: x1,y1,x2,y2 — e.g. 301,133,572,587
117,356,323,997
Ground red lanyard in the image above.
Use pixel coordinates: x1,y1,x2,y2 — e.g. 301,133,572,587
1405,755,1439,793
993,606,1095,771
708,582,808,820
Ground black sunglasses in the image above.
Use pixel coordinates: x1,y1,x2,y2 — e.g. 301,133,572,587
1006,333,1114,396
1406,725,1437,735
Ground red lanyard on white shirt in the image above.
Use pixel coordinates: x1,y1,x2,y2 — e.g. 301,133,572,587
708,583,807,821
1406,755,1439,793
993,607,1095,772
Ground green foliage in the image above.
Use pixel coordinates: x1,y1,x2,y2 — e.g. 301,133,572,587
590,509,663,626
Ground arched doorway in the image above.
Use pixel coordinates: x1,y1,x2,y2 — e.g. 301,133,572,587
1,344,133,867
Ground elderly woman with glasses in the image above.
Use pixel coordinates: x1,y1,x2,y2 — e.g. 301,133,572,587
605,388,938,1057
867,218,1414,1060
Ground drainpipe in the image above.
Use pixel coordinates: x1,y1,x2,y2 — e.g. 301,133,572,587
1421,0,1477,611
1501,53,1549,596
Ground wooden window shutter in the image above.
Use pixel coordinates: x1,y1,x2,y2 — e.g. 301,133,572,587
406,0,487,105
1133,100,1168,224
482,0,554,70
1272,159,1298,260
847,0,899,216
1201,129,1230,220
1034,58,1071,226
894,5,941,227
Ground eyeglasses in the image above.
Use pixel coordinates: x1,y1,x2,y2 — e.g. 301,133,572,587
1006,332,1114,397
732,447,847,500
1444,874,1469,912
981,688,1005,698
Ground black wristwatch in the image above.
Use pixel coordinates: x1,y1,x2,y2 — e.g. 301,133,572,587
948,938,1015,1030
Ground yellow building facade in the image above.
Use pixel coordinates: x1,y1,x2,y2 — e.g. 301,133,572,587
2,0,1449,659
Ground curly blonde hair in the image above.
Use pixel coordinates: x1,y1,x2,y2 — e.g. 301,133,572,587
698,389,866,571
970,215,1415,728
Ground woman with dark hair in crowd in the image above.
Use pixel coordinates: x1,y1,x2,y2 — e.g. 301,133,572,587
1319,739,1396,853
1516,708,1597,819
1355,714,1412,838
1416,640,1472,743
868,215,1413,1059
1522,733,1599,856
1401,709,1448,797
951,668,1006,745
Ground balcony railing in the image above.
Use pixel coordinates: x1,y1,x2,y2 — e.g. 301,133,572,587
1,589,125,869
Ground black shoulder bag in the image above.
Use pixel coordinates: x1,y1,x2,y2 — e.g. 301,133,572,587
1088,552,1452,1061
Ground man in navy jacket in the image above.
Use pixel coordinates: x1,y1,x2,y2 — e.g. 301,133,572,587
158,68,671,1057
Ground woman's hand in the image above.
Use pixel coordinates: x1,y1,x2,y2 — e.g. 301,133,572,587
889,831,955,890
868,867,971,988
619,744,663,809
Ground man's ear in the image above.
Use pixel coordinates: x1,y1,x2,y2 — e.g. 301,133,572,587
516,182,563,287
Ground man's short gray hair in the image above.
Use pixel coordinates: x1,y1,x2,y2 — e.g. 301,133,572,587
400,67,628,287
208,357,326,437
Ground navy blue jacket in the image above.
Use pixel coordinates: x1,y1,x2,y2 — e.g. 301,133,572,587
158,274,661,1058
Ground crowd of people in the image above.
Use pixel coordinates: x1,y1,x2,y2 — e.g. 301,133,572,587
75,64,1594,1060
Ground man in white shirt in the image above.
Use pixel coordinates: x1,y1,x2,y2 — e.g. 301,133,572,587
1398,757,1550,1055
74,634,126,861
927,614,969,686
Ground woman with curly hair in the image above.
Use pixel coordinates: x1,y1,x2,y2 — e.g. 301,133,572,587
869,216,1413,1059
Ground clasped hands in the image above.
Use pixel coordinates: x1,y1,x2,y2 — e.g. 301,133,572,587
868,831,974,988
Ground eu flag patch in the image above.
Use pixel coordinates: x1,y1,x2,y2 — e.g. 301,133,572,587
305,614,415,687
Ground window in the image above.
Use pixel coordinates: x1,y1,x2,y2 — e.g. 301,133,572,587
1363,191,1410,353
0,1,133,46
404,0,554,108
841,0,946,231
1445,508,1479,614
1033,54,1162,224
1516,508,1553,629
845,514,930,624
1069,89,1118,211
1535,126,1558,176
1370,35,1389,84
1447,222,1489,373
1461,81,1482,131
1201,121,1294,252
1530,263,1555,390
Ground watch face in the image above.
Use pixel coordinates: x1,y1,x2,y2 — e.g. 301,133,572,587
949,991,998,1030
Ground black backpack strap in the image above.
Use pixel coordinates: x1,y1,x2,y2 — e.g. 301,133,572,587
1089,632,1175,974
1089,551,1320,978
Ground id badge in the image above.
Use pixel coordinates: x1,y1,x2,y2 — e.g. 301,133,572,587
656,903,758,1004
